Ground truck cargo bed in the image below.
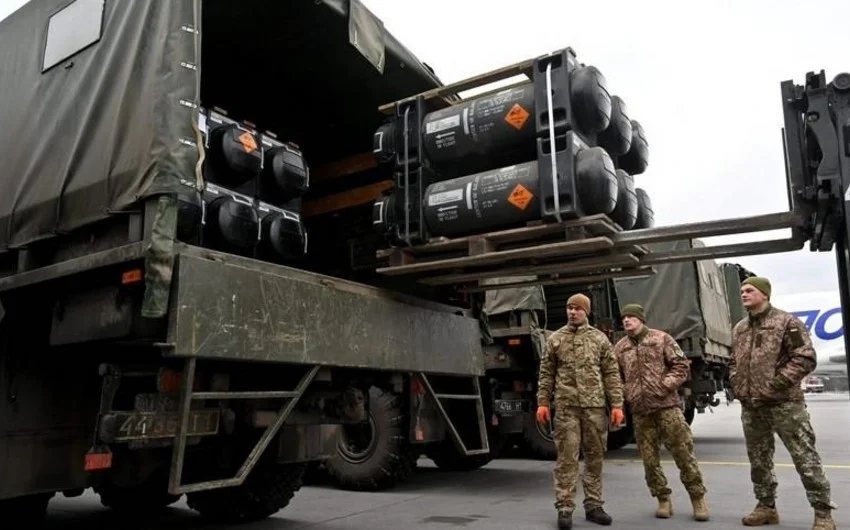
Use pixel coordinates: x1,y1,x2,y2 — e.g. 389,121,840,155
165,245,483,375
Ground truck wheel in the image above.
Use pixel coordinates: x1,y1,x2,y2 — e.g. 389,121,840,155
606,424,633,450
521,411,557,460
430,449,494,471
186,462,306,523
606,405,634,451
0,492,53,523
96,467,181,513
428,426,504,471
325,388,418,491
97,483,181,512
684,405,695,425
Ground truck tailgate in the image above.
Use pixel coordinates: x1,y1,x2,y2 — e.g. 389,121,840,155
165,245,483,376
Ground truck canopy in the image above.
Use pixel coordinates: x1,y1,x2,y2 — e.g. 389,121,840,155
0,0,443,252
612,239,734,361
721,262,754,326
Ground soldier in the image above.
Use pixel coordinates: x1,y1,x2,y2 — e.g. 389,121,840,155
536,293,625,530
730,277,836,530
612,304,709,522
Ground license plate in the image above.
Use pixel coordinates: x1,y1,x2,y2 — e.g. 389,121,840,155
495,399,527,414
109,410,220,442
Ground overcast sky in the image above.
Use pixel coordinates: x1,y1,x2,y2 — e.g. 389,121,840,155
1,0,848,299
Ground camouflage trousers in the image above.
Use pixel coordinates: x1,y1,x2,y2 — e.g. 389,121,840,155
552,406,608,513
741,401,836,509
633,406,707,499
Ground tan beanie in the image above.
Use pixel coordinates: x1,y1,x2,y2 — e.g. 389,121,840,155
567,293,591,314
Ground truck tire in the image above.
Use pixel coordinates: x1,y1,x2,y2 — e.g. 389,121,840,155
606,424,633,451
186,462,306,523
606,405,634,451
521,411,557,460
97,483,181,512
325,388,418,491
95,466,181,513
430,449,494,471
428,426,504,471
684,405,695,425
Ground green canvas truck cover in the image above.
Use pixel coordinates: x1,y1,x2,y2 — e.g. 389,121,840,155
722,263,751,326
480,276,549,360
612,239,734,361
0,0,444,315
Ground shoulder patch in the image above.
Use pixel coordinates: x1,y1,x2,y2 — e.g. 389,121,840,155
672,341,685,358
788,326,805,348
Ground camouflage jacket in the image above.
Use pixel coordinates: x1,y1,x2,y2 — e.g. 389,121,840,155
536,322,624,409
613,327,690,416
730,305,817,407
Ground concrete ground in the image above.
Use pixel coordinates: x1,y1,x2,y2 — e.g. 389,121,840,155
44,393,850,529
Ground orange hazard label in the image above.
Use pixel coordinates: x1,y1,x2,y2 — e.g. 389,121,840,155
508,183,534,210
505,103,530,130
238,132,258,153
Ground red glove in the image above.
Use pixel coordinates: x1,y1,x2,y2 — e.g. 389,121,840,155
536,405,551,424
610,407,625,427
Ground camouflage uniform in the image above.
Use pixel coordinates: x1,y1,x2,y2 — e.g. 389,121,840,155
730,304,836,516
613,327,707,501
537,321,623,515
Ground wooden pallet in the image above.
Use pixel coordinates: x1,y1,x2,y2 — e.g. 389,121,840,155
378,56,536,115
375,214,651,290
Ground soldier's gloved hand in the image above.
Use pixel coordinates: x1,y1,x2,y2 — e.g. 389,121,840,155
770,374,792,391
536,405,551,424
609,407,625,427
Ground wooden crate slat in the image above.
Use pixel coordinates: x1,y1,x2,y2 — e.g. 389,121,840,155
420,253,640,286
377,214,616,259
376,236,615,276
459,267,656,293
378,58,535,114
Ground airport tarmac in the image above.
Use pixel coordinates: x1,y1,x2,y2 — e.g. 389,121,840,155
43,393,850,529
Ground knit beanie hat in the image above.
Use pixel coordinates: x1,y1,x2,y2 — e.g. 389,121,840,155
567,293,591,314
742,276,771,299
621,303,646,322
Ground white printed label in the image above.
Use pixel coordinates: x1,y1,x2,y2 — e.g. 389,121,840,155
428,188,464,207
425,114,461,135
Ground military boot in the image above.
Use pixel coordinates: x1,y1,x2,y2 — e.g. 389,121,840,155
812,508,835,530
585,507,612,526
654,496,672,518
557,510,572,529
690,495,709,522
742,503,779,526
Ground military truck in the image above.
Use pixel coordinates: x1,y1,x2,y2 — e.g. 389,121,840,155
0,0,493,522
4,0,849,519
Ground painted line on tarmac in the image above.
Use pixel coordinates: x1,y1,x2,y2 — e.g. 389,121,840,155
611,459,850,470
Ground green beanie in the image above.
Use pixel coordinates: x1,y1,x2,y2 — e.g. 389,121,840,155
621,303,646,322
742,276,771,298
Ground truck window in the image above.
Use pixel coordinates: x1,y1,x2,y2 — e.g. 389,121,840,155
42,0,105,73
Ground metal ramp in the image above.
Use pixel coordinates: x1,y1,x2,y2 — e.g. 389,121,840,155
167,359,320,495
418,373,489,457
